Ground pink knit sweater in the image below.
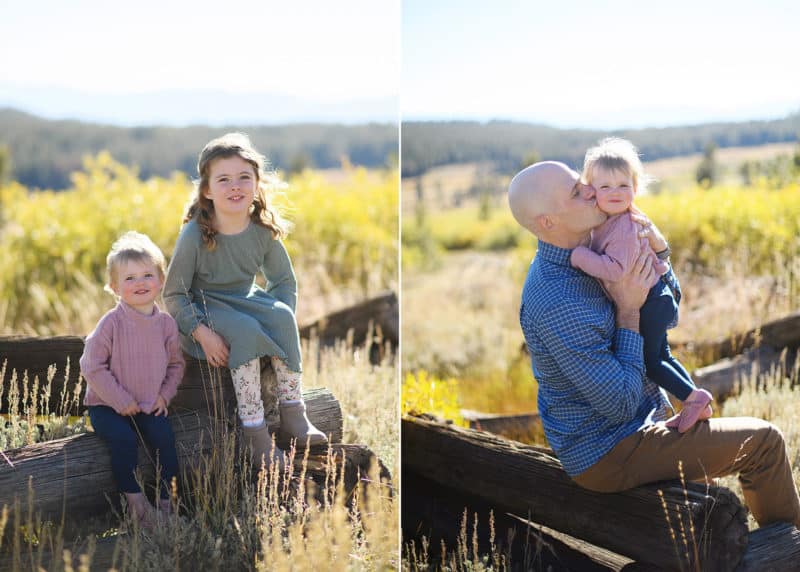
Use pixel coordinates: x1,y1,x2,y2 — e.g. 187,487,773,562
80,302,185,414
570,212,669,286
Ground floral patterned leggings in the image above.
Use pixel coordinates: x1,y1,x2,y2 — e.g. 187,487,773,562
230,356,303,425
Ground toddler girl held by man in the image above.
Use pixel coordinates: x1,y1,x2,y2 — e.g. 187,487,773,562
570,138,713,432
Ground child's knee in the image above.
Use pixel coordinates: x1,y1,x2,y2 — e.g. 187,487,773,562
108,430,138,451
273,302,297,327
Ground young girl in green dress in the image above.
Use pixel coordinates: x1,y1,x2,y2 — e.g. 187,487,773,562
164,132,326,469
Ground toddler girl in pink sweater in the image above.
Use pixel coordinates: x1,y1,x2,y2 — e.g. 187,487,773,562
570,138,712,433
80,231,185,529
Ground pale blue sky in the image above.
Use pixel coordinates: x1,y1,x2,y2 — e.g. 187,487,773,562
0,0,400,124
3,1,798,128
403,0,800,128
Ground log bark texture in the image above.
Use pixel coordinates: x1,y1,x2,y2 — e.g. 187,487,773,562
736,522,800,572
0,389,342,524
693,347,797,400
402,416,749,572
298,291,398,348
403,470,632,571
461,409,543,442
676,311,800,363
1,442,390,571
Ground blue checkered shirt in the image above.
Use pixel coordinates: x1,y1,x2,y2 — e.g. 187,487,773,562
520,241,671,476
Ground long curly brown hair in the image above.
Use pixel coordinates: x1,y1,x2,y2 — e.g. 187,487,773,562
184,132,290,250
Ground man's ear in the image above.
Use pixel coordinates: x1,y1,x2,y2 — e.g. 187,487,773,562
537,214,555,231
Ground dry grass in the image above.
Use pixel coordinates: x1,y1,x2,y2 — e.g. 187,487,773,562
0,335,399,571
402,245,798,416
716,352,800,530
401,251,535,414
401,162,505,214
644,142,798,189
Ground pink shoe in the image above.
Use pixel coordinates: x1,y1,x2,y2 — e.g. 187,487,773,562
664,412,682,429
677,389,713,433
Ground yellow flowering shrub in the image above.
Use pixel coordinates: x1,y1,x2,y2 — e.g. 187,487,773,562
402,370,467,427
0,154,397,333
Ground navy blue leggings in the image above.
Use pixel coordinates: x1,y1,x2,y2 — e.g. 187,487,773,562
639,279,695,401
88,405,179,497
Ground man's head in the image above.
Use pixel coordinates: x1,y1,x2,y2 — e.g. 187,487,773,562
508,161,606,248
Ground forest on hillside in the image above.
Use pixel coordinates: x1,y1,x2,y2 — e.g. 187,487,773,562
401,113,800,176
0,108,398,189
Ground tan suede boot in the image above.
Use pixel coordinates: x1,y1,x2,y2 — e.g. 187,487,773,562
124,492,156,531
279,401,328,449
242,421,286,473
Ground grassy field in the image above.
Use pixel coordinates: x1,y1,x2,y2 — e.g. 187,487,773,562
401,150,800,566
0,159,400,570
0,155,398,336
1,336,399,571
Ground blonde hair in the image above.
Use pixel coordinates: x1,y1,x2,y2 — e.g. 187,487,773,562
105,231,166,295
582,137,653,193
184,132,290,250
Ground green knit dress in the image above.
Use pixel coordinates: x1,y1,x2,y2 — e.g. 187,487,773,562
163,219,302,372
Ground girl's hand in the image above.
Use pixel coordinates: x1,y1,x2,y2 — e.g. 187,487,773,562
630,211,668,253
120,401,141,416
193,324,230,367
152,395,168,416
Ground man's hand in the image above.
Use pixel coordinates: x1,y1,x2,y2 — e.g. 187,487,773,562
152,395,168,416
603,251,655,332
192,324,230,367
120,401,141,416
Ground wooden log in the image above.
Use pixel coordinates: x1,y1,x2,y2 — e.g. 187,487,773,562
692,346,797,400
737,522,800,572
298,291,398,348
1,442,390,571
0,335,85,415
171,358,344,434
0,389,342,524
0,292,398,414
402,416,749,572
461,409,543,442
403,469,632,571
675,311,800,363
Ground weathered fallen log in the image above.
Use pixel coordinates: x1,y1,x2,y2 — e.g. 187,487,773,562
461,409,543,442
693,346,797,400
0,292,397,414
402,416,750,572
299,291,398,348
1,442,390,571
0,388,342,524
737,522,800,572
676,310,800,363
403,470,633,571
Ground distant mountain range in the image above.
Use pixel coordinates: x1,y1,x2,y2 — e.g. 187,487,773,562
2,107,798,189
0,85,397,126
0,108,397,189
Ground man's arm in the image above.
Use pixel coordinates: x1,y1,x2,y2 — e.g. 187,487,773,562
539,302,646,423
538,251,656,423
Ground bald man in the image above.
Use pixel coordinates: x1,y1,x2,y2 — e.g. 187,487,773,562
509,161,800,529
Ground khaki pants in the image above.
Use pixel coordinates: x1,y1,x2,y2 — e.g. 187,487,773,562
572,417,800,528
